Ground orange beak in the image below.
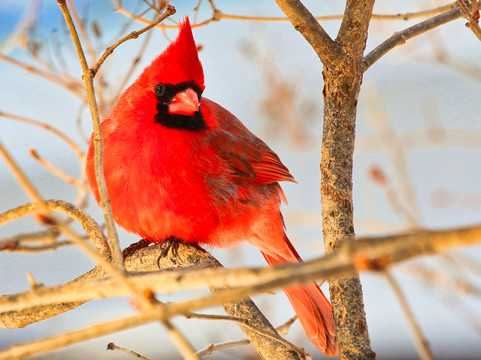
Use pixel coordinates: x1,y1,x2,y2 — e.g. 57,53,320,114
167,88,200,116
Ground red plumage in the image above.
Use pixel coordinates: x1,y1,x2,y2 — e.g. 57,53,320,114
86,18,337,357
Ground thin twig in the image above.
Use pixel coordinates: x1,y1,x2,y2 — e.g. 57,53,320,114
195,314,299,357
363,5,464,71
276,315,298,335
383,270,433,360
107,342,150,360
57,0,124,270
0,229,60,250
185,312,305,358
0,200,109,256
91,5,176,76
66,0,98,64
0,53,85,100
112,19,155,104
0,110,85,160
2,240,75,253
162,319,200,360
196,339,250,357
111,1,458,28
75,103,90,144
29,148,90,190
457,0,481,40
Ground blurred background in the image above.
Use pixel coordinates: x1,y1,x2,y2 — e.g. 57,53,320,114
1,0,481,359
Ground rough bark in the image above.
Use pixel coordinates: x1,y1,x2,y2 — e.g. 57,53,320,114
274,0,376,358
321,1,376,359
126,240,300,360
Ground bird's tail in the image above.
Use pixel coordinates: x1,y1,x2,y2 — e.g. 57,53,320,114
260,233,338,357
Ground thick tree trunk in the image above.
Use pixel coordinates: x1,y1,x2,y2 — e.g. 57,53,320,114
321,57,374,360
320,1,376,358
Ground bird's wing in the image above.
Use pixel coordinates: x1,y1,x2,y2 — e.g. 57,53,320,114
203,98,295,185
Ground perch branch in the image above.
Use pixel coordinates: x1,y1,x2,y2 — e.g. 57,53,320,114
3,223,481,314
2,239,299,360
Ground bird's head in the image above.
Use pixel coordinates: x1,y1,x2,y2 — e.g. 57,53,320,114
114,17,207,130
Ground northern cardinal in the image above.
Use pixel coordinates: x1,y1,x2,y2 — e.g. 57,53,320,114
86,18,337,357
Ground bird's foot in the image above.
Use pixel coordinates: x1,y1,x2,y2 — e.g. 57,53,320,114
122,238,151,258
157,236,185,267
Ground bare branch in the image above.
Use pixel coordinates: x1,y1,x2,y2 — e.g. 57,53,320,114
0,266,105,329
3,223,481,314
0,110,85,160
57,0,123,269
0,229,59,251
383,270,433,360
272,0,342,65
0,53,85,101
66,0,98,65
111,1,459,28
29,148,89,190
162,319,200,360
0,200,108,256
185,312,305,358
2,239,75,253
107,342,150,360
363,5,464,72
196,339,250,357
457,0,481,41
91,5,176,76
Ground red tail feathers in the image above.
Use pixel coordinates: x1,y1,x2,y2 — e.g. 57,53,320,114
261,234,338,357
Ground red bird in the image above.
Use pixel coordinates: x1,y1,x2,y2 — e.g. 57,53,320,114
86,18,337,357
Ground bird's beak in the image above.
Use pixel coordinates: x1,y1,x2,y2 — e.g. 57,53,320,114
168,88,200,116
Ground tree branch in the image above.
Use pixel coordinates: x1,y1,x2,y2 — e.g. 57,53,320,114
91,5,176,76
273,0,342,65
457,0,481,41
0,110,85,160
111,1,459,28
57,0,123,269
336,0,376,56
382,270,433,360
363,5,464,72
1,239,299,360
3,223,481,316
0,200,109,256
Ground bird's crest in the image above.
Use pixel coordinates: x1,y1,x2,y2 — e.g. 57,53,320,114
137,17,204,90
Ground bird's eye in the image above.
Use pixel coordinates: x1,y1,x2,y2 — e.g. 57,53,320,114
155,83,166,96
